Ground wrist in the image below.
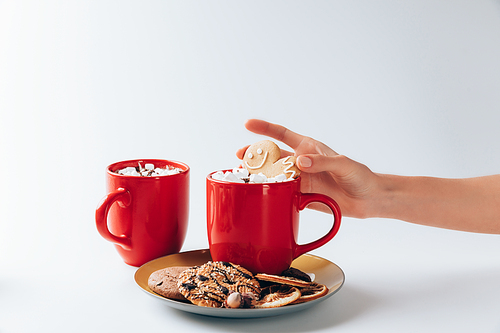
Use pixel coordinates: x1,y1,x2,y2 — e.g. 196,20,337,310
366,173,403,219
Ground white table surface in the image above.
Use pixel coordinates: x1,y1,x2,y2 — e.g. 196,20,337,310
1,1,500,332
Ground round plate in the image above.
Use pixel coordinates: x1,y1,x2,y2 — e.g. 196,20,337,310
134,249,345,318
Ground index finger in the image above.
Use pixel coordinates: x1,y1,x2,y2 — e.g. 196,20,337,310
244,119,305,150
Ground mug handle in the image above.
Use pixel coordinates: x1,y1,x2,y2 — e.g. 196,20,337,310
293,193,342,259
95,187,132,250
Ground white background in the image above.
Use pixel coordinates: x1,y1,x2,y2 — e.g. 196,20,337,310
1,1,500,332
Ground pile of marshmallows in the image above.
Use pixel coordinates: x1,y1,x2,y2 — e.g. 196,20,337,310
116,163,182,177
212,168,293,184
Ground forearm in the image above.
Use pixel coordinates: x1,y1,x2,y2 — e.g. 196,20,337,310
371,174,500,234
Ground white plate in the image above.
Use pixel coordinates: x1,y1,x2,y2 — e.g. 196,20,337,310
134,249,345,318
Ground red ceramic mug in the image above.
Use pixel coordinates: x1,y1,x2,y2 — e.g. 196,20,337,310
96,159,189,267
206,171,341,275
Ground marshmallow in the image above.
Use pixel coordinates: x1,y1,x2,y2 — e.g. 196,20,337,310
211,169,293,183
232,168,249,178
223,171,245,183
274,174,287,182
129,170,140,176
211,171,225,181
115,163,182,177
249,173,266,183
162,168,176,176
119,167,137,175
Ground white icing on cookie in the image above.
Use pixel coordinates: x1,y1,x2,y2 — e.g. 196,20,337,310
244,151,269,170
281,156,296,179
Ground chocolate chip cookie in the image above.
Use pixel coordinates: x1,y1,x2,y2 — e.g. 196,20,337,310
148,266,190,301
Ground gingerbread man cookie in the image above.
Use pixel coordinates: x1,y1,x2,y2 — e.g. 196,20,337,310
243,140,301,179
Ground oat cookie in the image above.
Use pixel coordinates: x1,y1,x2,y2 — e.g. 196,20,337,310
242,140,301,179
148,266,190,301
177,261,261,308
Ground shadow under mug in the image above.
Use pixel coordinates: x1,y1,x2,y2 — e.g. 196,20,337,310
96,159,189,267
206,171,341,275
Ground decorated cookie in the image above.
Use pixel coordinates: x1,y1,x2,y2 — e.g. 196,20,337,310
177,261,261,308
148,266,191,301
242,140,301,179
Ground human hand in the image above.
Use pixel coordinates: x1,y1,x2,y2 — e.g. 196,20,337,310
236,119,381,218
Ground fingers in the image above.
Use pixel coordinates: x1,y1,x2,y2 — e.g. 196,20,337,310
297,154,355,178
236,145,250,160
244,119,305,150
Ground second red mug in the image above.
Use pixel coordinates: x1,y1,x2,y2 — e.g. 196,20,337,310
96,159,189,267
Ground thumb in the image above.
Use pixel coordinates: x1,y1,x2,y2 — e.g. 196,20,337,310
297,154,354,177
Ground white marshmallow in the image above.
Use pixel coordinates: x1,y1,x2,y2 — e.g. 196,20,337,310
249,173,266,183
161,167,181,176
211,169,294,183
232,168,249,178
257,173,268,182
274,174,287,182
116,164,181,177
223,172,245,183
120,167,136,175
212,171,225,180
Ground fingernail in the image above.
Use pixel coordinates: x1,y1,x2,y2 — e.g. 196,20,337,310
298,156,312,168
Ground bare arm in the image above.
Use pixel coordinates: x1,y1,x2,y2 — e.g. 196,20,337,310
238,119,500,234
372,174,500,234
